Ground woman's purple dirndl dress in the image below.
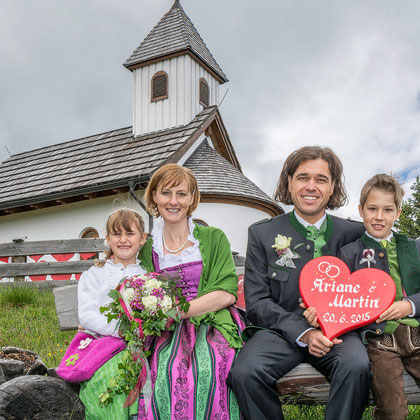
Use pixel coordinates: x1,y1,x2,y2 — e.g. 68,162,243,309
137,251,245,420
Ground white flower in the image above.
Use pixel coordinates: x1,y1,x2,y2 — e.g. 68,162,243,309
161,295,173,311
121,287,135,303
272,235,292,251
144,278,162,290
142,295,158,310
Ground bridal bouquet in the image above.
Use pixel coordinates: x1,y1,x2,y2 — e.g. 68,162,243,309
99,271,189,407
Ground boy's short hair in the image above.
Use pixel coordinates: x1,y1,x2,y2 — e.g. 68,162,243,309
359,174,405,209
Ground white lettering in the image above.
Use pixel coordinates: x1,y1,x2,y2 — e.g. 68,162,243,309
328,294,381,309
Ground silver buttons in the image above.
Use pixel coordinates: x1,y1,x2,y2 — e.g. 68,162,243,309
271,272,277,278
306,245,311,251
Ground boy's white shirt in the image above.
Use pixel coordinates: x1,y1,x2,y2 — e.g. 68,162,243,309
364,230,415,317
78,259,147,337
365,231,393,242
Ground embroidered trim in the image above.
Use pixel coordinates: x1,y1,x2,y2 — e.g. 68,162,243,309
408,325,420,350
377,334,396,351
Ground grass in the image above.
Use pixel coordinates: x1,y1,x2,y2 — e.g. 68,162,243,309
282,404,420,419
0,285,76,367
0,285,38,307
1,285,420,419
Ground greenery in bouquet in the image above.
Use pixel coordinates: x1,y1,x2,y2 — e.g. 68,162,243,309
98,271,189,407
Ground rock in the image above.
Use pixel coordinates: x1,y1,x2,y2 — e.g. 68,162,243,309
26,361,47,376
0,360,25,383
46,367,59,378
0,375,84,420
0,347,46,377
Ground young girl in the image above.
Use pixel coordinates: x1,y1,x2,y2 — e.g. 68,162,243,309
77,208,147,419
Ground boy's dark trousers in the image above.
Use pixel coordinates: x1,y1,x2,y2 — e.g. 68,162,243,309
367,324,420,420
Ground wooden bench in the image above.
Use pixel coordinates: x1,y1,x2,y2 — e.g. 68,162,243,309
1,238,420,407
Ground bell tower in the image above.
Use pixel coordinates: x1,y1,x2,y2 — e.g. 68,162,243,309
124,0,228,137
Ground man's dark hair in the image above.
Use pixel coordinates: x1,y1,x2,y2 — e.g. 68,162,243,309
274,146,348,209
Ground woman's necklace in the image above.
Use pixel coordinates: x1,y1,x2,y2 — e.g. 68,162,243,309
162,233,189,253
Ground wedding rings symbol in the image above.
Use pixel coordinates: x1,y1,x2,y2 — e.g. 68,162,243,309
317,261,340,278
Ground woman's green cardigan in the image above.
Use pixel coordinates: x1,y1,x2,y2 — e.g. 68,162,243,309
138,223,242,348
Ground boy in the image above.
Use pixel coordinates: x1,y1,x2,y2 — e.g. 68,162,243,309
338,174,420,420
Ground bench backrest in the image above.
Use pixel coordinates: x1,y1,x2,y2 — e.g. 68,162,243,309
0,238,107,280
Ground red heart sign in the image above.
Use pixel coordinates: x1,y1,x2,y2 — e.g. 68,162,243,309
299,256,396,340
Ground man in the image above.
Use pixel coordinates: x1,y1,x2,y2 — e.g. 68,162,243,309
229,146,369,420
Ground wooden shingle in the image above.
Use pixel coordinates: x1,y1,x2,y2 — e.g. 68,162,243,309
185,139,283,215
123,1,228,83
0,107,216,211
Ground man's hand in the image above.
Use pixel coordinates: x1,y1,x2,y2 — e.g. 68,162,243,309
300,304,320,328
377,300,412,322
300,329,342,357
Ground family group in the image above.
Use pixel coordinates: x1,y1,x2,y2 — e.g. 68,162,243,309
66,146,420,420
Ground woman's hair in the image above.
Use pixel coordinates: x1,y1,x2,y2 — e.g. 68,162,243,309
96,208,145,267
274,146,348,210
145,163,200,217
359,174,405,209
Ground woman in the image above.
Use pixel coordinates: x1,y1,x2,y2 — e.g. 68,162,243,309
136,163,244,419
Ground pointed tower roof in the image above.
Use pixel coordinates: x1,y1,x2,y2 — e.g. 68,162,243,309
124,1,228,83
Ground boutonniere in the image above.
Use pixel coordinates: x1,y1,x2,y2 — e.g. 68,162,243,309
272,235,302,269
359,249,376,268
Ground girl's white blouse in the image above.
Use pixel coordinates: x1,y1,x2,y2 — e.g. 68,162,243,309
152,217,202,270
78,259,146,337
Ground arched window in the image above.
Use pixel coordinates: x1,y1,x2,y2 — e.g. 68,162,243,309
199,78,209,107
80,227,100,260
80,227,99,239
151,71,168,102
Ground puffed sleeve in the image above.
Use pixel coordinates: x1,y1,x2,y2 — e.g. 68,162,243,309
77,267,119,337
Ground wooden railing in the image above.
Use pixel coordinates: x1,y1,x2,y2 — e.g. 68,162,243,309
0,238,107,280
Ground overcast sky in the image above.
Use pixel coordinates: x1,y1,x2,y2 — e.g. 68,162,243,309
1,0,419,220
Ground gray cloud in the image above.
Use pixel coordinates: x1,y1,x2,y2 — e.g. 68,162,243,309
1,0,419,220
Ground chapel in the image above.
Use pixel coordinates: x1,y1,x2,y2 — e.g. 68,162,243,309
0,1,282,258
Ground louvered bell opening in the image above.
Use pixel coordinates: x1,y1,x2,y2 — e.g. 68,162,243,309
151,73,168,101
199,79,209,107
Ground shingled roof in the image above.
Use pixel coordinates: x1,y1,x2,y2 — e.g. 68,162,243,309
124,0,228,83
185,139,283,215
0,107,218,213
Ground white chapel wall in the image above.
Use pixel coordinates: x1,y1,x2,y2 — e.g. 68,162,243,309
193,202,270,256
0,194,149,243
133,55,220,136
0,197,269,257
